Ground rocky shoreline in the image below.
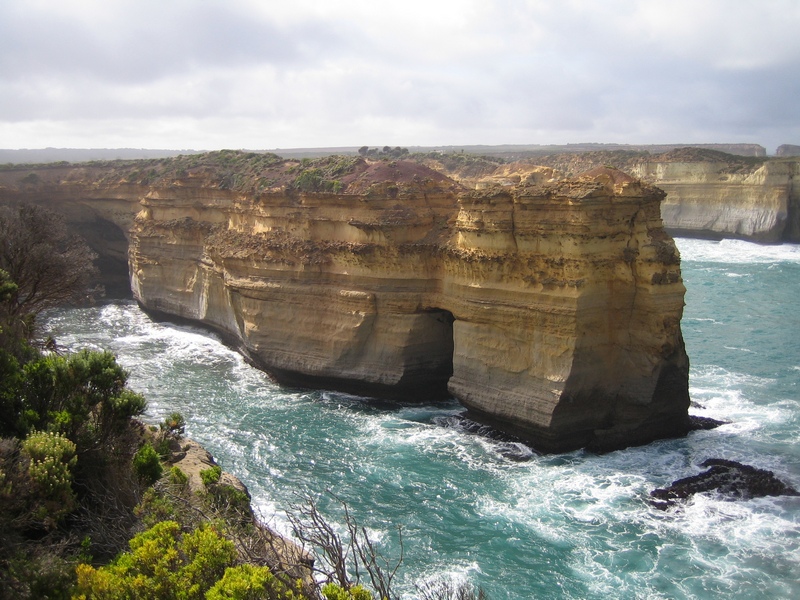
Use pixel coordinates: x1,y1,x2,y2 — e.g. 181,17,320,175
160,431,315,585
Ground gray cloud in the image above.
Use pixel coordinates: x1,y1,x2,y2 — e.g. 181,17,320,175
0,2,347,81
1,0,798,151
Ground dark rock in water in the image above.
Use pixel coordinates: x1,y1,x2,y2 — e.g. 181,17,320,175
434,414,538,461
688,415,727,430
650,458,800,510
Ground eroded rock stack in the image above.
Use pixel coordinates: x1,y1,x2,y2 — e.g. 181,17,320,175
0,157,691,452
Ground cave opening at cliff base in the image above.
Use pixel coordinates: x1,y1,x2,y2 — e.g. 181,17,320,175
406,307,455,400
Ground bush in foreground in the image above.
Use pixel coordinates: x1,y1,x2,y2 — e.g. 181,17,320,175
74,520,306,600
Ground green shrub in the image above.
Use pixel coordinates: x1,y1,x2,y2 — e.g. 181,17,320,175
134,487,179,528
160,411,186,439
206,484,252,524
321,583,373,600
22,430,76,465
74,521,243,600
155,436,172,458
178,525,239,597
132,442,162,485
200,465,222,486
6,550,77,600
169,465,188,486
294,168,325,193
19,350,145,450
21,430,77,525
155,411,186,457
207,564,301,600
20,172,41,185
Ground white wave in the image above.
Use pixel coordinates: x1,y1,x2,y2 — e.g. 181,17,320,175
652,493,800,550
688,317,722,324
688,385,793,434
676,237,800,265
408,564,484,600
690,364,775,389
721,345,755,353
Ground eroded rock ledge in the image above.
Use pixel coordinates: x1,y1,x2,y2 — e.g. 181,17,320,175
0,156,691,452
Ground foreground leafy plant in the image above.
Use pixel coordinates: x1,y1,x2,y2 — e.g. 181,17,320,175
21,430,78,526
132,442,162,486
73,520,304,600
200,465,223,486
16,349,146,448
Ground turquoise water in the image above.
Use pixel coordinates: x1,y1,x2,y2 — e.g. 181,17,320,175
43,238,800,599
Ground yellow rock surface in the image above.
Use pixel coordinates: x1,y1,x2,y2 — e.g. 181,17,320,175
0,159,690,452
631,159,800,242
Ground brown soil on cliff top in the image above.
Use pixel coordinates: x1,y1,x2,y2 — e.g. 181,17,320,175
342,159,461,194
503,150,648,177
0,151,462,196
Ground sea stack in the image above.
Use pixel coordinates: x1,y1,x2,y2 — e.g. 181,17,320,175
0,155,691,452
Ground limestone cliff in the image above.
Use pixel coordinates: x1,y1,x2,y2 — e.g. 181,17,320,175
488,148,800,243
630,150,800,243
0,154,690,452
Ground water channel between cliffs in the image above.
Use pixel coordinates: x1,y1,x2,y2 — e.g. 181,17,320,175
42,238,800,600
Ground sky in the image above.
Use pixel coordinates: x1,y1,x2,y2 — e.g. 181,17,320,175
1,0,799,153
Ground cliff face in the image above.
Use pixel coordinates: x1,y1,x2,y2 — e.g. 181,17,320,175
776,144,800,157
499,148,800,243
0,157,690,452
631,157,800,243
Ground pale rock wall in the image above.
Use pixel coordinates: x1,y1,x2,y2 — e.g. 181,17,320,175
443,172,688,450
128,169,689,452
631,160,800,242
0,163,690,452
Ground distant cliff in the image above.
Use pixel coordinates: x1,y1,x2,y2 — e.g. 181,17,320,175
776,144,800,157
631,149,800,243
470,149,800,243
0,153,691,452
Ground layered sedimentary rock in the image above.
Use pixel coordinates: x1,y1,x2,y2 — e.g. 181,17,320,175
0,156,690,452
495,148,800,243
0,165,146,295
631,155,800,243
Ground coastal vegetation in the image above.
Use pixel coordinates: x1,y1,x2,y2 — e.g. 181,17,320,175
0,203,488,599
0,202,311,598
0,148,497,199
0,203,98,321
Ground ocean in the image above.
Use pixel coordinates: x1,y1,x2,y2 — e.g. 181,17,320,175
42,238,800,599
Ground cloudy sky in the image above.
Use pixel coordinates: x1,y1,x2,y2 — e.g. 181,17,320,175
1,0,799,153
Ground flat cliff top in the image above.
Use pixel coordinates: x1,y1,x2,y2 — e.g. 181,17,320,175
0,150,463,196
5,148,794,207
477,147,775,180
646,147,769,172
